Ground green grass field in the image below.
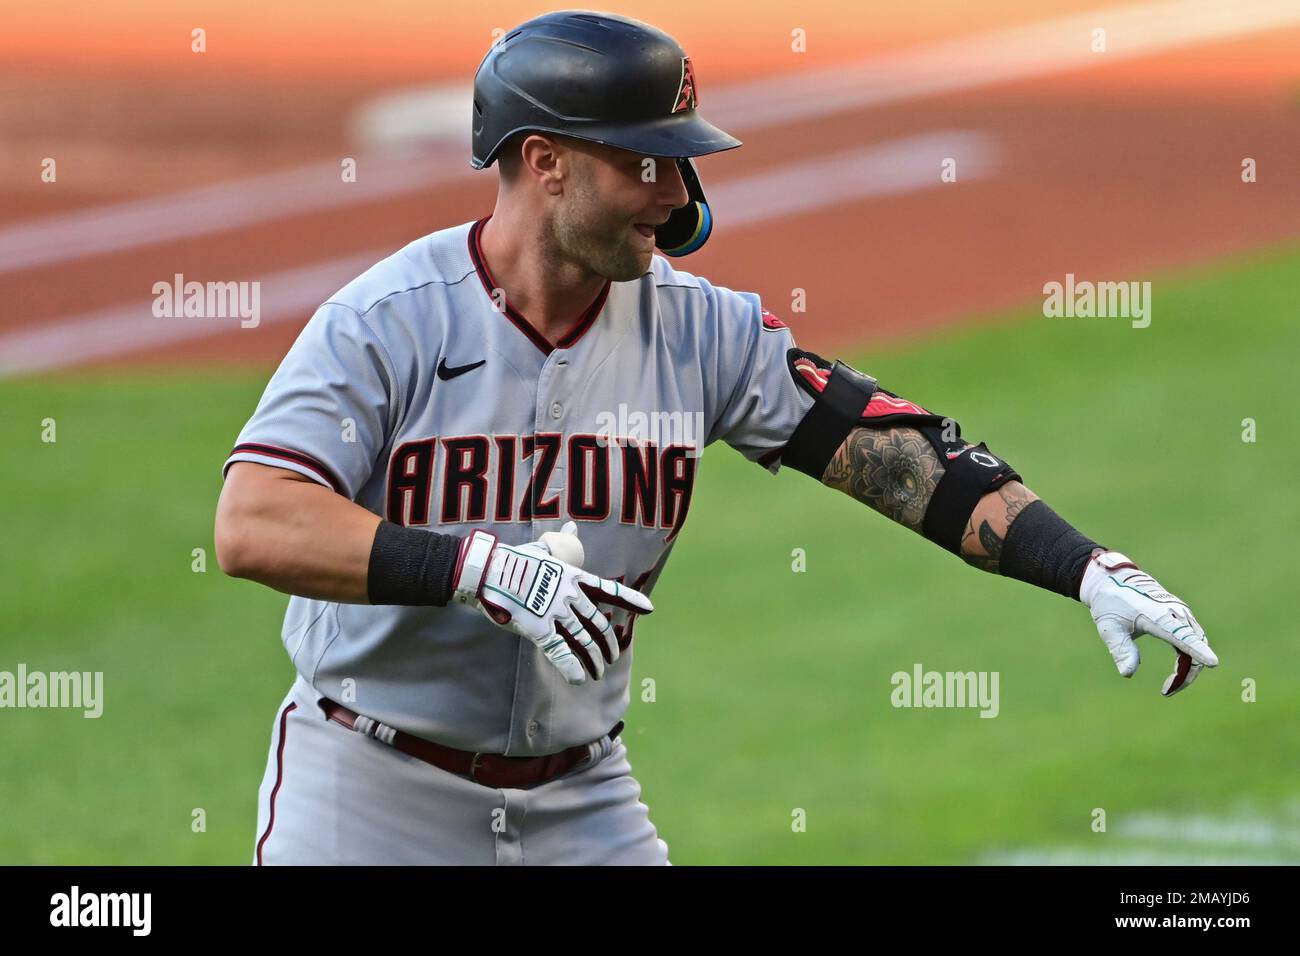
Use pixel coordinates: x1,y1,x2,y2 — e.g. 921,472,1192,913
2,244,1297,864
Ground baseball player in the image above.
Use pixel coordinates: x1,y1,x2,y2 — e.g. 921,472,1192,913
215,11,1217,865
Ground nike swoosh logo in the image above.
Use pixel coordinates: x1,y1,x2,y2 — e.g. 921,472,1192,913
437,358,486,381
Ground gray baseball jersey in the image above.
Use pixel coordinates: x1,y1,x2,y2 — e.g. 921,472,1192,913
225,216,815,756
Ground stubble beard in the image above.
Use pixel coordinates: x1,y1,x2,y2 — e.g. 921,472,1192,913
548,178,652,283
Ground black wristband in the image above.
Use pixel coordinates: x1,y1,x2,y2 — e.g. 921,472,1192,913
366,521,462,606
998,499,1102,600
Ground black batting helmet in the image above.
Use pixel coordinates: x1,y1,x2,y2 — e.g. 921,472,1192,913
471,10,741,256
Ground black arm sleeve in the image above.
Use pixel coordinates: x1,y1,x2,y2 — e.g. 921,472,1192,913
997,499,1102,600
366,521,462,606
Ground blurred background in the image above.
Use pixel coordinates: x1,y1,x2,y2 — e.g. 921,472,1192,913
1,0,1298,864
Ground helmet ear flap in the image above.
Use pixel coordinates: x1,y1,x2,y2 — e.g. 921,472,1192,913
655,158,713,257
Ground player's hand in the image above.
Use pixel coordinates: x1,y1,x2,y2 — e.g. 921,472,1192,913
1078,550,1218,696
451,522,654,685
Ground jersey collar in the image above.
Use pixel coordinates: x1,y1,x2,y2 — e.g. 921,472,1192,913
468,216,611,356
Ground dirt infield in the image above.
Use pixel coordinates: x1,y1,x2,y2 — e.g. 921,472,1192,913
3,7,1299,373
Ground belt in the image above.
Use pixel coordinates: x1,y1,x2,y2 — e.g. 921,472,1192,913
320,699,623,790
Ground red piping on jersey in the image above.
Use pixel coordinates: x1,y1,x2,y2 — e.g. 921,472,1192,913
255,701,298,865
228,443,344,495
468,216,611,356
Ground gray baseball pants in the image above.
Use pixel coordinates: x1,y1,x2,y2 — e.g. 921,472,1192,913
251,675,671,865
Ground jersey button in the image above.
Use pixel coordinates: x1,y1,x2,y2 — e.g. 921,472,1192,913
526,720,540,736
549,401,562,419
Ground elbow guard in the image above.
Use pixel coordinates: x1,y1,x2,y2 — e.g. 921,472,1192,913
779,349,1021,554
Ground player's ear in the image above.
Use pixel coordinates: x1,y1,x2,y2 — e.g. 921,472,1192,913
519,133,565,194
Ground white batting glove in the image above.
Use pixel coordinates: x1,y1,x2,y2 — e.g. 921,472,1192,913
451,521,654,685
1079,550,1218,696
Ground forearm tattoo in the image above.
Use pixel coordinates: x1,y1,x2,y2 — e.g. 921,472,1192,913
958,483,1038,573
820,427,946,530
821,426,1039,573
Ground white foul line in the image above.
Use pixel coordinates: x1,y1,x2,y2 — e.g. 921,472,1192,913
0,131,995,377
0,252,382,377
0,149,462,276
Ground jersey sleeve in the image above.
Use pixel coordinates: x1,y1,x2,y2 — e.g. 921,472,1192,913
222,302,401,499
705,288,816,475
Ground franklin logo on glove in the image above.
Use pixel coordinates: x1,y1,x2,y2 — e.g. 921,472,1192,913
529,560,562,614
452,521,654,685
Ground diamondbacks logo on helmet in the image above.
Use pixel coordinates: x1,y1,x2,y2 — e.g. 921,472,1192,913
672,57,697,113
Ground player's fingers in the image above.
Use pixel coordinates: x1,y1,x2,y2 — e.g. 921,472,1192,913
579,576,654,615
556,616,604,681
1161,650,1204,697
571,597,618,665
1094,614,1140,677
539,625,589,685
1141,610,1218,667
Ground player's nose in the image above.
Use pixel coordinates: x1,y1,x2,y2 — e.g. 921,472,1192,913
658,157,690,210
